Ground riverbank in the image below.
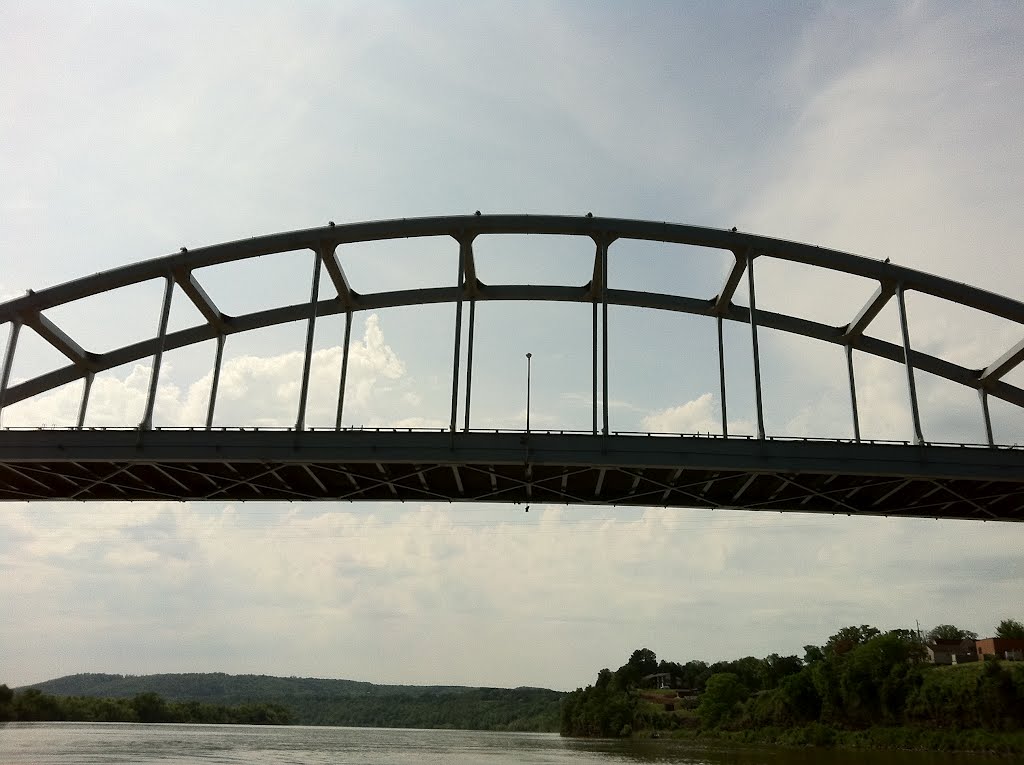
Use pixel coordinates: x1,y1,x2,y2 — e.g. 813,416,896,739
658,725,1024,756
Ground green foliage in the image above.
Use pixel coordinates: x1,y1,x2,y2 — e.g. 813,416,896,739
21,673,562,731
803,644,825,664
927,624,978,642
697,673,748,727
776,669,822,723
758,653,803,690
560,668,637,737
0,685,293,725
996,618,1024,639
617,648,658,686
825,625,881,658
564,623,1023,748
0,684,13,721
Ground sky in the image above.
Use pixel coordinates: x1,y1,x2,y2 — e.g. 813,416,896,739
1,1,1023,691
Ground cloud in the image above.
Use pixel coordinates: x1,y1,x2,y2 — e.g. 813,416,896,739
641,392,754,436
2,314,412,429
2,499,1021,689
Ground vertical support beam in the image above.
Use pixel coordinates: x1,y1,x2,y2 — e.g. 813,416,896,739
206,334,225,430
77,372,94,429
717,316,728,437
140,276,174,431
463,299,476,432
592,299,598,435
600,238,610,436
335,310,353,430
746,253,766,440
0,320,21,427
295,248,324,432
896,283,925,445
979,388,995,447
450,237,469,436
845,344,861,443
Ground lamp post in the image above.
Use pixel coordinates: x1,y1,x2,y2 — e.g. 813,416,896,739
525,352,532,434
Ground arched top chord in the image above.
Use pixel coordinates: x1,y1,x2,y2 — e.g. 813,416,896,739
1,214,1022,415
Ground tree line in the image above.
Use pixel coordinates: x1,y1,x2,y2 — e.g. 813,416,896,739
11,673,564,731
561,618,1024,742
0,685,291,724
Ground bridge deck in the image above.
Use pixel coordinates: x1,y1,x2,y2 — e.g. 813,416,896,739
0,430,1021,521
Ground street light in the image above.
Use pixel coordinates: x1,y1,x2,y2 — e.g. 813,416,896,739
525,352,532,434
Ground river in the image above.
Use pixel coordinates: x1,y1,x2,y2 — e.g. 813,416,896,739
0,723,1002,764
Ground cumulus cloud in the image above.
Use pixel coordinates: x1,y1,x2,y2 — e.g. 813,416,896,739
2,314,415,429
641,392,754,436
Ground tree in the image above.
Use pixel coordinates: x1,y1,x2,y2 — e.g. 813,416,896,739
825,625,881,657
995,618,1024,639
627,648,658,676
759,654,804,690
619,648,658,686
131,692,168,723
926,624,977,642
803,645,825,664
697,673,748,727
0,684,13,721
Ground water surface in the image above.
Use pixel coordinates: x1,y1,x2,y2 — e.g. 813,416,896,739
0,723,999,765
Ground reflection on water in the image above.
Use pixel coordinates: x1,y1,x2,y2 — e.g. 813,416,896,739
0,722,998,765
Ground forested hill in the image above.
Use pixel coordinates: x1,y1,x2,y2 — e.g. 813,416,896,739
21,673,564,731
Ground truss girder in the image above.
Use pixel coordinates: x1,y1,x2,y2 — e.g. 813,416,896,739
1,215,1022,423
0,430,1020,521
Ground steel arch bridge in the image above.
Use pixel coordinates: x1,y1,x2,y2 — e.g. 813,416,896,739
1,215,1022,520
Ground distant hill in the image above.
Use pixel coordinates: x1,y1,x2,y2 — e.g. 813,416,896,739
22,673,564,731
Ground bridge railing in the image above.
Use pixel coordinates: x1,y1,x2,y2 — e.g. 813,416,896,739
2,423,1019,452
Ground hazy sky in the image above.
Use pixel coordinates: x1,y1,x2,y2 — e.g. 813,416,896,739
2,1,1023,691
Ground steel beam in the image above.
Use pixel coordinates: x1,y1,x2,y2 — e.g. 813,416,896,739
174,269,227,333
450,238,470,436
845,345,861,442
335,310,352,430
6,283,1024,414
140,276,174,431
979,388,994,447
747,254,766,440
896,284,925,445
295,248,323,432
600,239,610,436
3,215,1023,326
715,253,747,314
464,299,476,431
717,316,728,437
592,300,598,435
844,283,895,340
0,320,21,424
1,430,1022,519
981,336,1024,385
24,313,91,369
322,245,356,309
77,372,94,429
206,334,225,430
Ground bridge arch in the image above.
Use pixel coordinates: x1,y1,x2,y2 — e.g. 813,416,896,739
1,216,1022,520
1,215,1022,442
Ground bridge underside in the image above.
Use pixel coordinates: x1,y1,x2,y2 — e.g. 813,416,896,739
0,431,1021,521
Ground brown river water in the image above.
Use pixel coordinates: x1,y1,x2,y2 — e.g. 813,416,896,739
0,722,1003,765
